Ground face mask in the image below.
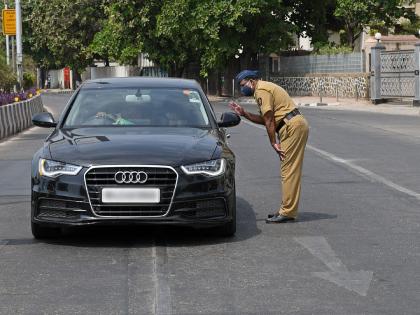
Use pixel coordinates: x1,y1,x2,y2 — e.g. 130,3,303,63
240,81,254,96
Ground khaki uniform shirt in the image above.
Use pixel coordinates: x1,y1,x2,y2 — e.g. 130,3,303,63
254,80,296,126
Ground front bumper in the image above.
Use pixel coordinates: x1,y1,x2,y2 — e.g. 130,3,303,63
31,165,235,228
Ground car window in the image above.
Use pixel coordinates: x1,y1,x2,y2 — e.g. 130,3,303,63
63,87,210,128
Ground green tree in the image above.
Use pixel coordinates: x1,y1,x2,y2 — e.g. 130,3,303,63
334,0,416,48
285,0,337,46
87,23,118,67
229,1,295,70
394,18,420,35
22,0,107,78
97,0,294,77
88,0,153,65
0,51,17,91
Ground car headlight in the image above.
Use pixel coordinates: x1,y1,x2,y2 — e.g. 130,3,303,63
38,158,82,178
181,159,226,176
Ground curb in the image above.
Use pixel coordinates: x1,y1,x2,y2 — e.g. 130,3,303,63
0,95,44,141
299,102,329,107
207,96,255,103
42,89,74,95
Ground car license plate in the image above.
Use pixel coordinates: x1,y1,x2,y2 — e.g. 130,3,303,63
102,188,160,203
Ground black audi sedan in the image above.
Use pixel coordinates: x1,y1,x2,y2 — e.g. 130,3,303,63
31,77,240,239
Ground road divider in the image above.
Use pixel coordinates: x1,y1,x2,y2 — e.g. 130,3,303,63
0,95,44,141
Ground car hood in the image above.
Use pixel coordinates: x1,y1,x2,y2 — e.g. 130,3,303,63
48,127,221,167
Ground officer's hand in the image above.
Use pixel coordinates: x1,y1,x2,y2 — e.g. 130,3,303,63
229,101,245,116
272,143,286,161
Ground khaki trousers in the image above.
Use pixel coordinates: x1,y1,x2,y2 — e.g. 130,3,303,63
277,115,309,218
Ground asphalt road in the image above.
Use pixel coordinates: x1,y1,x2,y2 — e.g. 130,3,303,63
0,94,419,314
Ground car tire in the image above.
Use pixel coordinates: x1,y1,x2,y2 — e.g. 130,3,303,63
31,222,61,239
215,216,236,237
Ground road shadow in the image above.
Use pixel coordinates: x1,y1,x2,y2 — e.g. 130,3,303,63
1,238,37,246
5,197,261,248
255,211,337,223
296,211,337,222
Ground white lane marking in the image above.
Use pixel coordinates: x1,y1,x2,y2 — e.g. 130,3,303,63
152,242,172,315
241,119,420,200
295,237,373,296
307,145,420,200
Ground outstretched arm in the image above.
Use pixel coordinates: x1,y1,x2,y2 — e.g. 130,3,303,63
229,101,264,125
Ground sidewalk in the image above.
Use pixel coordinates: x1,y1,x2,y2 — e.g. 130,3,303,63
208,95,420,117
294,96,420,117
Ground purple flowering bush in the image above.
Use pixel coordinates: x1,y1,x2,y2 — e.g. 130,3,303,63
0,88,37,106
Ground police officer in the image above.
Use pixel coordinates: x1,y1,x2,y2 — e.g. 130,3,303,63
229,70,309,223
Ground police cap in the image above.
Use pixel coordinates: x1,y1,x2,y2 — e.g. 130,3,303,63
235,70,259,85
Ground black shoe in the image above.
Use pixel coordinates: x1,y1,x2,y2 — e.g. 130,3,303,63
265,214,295,224
267,213,277,218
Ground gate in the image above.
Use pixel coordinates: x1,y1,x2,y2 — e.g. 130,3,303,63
380,50,415,98
370,43,420,106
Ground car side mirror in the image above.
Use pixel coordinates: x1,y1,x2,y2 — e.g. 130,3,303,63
32,112,57,128
217,112,241,128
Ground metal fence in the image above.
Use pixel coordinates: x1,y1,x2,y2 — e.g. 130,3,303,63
278,53,365,75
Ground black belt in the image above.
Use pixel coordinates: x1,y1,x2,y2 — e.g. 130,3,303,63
276,109,301,132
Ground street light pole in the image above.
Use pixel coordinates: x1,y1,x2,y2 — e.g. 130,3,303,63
11,36,15,73
5,34,9,65
4,2,10,66
15,0,23,88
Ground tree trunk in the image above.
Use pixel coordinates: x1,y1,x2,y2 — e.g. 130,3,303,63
168,63,179,77
217,70,222,96
40,67,47,89
346,25,356,50
73,69,82,90
241,51,259,70
175,66,184,78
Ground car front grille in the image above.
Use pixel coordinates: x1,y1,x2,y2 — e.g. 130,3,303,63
85,166,177,217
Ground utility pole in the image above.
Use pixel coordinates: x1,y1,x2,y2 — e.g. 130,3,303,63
5,31,9,66
4,2,10,66
11,36,15,72
15,0,23,88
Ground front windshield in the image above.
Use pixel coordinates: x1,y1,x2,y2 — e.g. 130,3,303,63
63,87,210,128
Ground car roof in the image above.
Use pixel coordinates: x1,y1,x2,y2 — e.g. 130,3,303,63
82,77,201,90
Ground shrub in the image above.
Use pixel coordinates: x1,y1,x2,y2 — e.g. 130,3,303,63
313,42,353,55
0,88,37,106
23,72,36,90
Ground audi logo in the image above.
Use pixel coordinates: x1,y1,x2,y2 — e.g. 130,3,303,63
114,171,148,184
